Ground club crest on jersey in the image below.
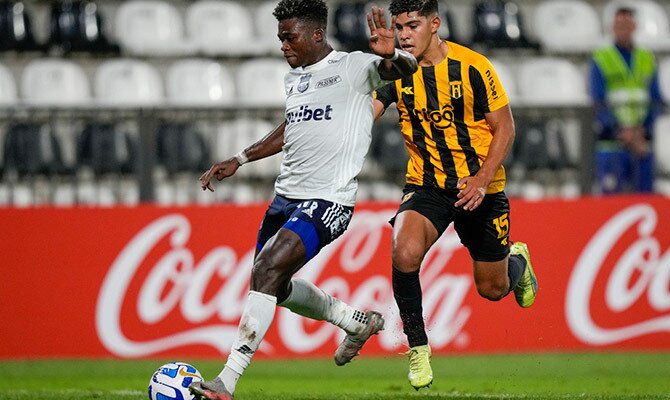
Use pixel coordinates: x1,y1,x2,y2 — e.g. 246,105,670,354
450,81,463,99
298,73,312,93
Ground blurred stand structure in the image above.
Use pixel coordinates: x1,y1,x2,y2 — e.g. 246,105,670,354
0,0,668,207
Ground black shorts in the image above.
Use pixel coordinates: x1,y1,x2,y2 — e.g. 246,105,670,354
391,184,511,262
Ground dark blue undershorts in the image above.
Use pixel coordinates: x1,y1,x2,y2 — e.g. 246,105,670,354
256,195,354,261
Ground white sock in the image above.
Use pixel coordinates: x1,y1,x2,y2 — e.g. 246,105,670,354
278,278,368,335
218,290,277,394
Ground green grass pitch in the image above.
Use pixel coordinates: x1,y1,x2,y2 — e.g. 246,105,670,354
1,353,669,399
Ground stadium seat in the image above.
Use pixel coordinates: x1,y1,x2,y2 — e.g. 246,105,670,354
516,58,588,106
115,0,192,56
156,123,210,174
603,0,670,51
488,59,517,103
3,123,65,177
76,124,137,175
186,1,263,56
370,120,409,176
166,59,235,106
254,1,283,54
216,118,280,178
332,2,369,52
437,5,460,44
0,63,17,105
654,114,670,175
48,0,119,54
21,59,90,106
0,1,43,52
94,59,163,106
533,0,605,53
472,0,538,49
236,59,288,107
659,57,670,104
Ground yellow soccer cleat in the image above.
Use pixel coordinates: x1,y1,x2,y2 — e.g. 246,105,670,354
511,242,538,308
406,344,433,390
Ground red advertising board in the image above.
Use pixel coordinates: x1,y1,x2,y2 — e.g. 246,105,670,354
1,196,669,359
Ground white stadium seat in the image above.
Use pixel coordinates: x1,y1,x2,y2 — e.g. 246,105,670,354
517,58,588,106
488,59,517,103
166,59,236,106
186,1,262,56
216,118,281,178
603,0,670,51
22,59,90,106
95,59,164,106
653,114,670,175
659,57,670,104
0,63,17,105
254,1,283,55
116,1,192,56
236,58,288,107
533,0,605,53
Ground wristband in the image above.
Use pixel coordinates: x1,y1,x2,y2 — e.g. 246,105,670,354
389,48,400,61
234,150,249,165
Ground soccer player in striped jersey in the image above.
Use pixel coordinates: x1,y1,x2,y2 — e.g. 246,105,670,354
190,1,417,399
373,0,537,390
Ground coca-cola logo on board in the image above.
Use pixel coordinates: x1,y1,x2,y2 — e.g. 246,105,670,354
566,204,670,345
96,211,472,358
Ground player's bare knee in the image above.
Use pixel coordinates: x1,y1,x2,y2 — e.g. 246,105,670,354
392,244,424,273
250,259,288,295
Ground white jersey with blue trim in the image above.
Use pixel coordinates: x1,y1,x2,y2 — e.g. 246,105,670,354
274,50,388,207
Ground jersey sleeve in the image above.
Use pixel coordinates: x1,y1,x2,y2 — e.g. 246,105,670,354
471,57,509,113
374,82,397,109
344,51,388,94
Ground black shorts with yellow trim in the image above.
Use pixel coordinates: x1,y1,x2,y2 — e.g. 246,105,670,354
391,184,511,262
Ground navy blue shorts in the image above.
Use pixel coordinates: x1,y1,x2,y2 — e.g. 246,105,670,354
256,195,354,261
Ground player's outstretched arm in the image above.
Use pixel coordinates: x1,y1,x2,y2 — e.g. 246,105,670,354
199,121,286,192
367,6,417,80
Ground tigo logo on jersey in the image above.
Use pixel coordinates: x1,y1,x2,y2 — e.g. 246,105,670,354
286,105,333,124
412,104,454,130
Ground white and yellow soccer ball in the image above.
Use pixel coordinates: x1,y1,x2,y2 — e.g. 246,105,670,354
148,362,203,400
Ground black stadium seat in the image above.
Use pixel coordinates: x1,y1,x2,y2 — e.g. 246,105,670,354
77,124,137,175
3,124,65,177
49,0,120,54
472,0,538,49
0,1,43,52
333,2,369,53
370,120,409,176
157,124,210,174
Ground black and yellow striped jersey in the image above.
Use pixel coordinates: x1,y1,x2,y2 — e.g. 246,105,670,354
375,41,508,194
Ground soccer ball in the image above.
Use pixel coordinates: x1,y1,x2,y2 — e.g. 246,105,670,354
148,362,203,400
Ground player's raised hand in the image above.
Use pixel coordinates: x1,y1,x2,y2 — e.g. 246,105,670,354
199,159,240,192
367,6,396,58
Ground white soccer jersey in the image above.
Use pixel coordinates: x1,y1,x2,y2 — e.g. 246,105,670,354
274,50,388,206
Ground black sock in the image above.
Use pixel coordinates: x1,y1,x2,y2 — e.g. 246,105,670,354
392,267,428,347
508,254,527,293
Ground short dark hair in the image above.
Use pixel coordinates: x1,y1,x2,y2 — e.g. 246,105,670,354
615,7,635,17
389,0,439,17
273,0,328,28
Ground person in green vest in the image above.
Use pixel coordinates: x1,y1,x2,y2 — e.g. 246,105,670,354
590,7,665,193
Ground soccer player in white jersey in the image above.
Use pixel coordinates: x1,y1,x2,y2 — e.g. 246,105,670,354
190,1,417,399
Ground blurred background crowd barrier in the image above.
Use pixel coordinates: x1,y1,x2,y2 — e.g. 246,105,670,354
0,0,669,207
